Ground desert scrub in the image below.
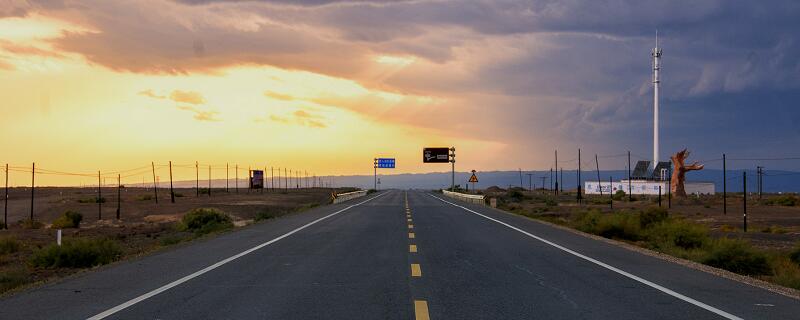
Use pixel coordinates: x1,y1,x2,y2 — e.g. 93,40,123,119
572,210,642,241
51,211,83,229
0,236,21,255
136,194,154,201
762,195,797,207
0,268,29,292
178,208,233,235
790,243,800,266
255,207,288,221
646,219,709,256
18,219,43,229
30,238,122,268
77,197,106,204
702,238,771,276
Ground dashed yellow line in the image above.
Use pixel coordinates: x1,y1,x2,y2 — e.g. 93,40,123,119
409,232,415,239
411,264,422,277
409,244,417,253
414,300,430,320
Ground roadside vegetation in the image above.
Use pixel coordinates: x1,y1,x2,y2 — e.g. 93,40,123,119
487,187,800,291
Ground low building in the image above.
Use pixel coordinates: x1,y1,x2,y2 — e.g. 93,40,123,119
584,160,715,196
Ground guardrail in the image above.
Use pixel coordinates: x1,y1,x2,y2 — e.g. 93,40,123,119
332,190,368,204
441,190,485,205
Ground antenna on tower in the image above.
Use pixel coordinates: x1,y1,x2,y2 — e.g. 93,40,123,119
656,29,659,48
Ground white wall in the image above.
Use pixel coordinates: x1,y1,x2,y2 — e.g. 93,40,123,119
585,180,715,195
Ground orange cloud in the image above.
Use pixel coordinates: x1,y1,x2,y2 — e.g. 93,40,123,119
170,90,205,105
138,89,166,99
177,105,220,121
263,90,294,101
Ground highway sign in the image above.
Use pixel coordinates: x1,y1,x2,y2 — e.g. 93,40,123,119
250,170,264,189
376,158,395,168
423,147,450,163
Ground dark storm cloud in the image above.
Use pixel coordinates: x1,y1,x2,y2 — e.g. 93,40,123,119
16,0,800,168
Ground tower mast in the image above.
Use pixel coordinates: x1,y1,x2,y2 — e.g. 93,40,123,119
652,31,662,168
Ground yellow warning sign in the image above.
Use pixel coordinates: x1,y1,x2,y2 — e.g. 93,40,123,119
469,173,478,183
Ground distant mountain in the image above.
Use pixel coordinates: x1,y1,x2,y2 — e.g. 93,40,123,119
129,169,800,193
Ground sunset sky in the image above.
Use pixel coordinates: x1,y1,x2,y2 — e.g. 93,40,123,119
1,1,799,186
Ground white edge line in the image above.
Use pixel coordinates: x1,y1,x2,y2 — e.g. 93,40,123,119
88,192,388,320
429,193,743,320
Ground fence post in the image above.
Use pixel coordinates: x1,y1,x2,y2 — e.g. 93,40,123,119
116,174,121,220
4,163,8,229
151,162,158,204
30,162,35,221
743,171,747,233
98,170,102,220
169,161,175,203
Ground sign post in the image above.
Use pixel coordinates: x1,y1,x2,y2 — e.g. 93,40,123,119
373,158,395,190
423,147,455,191
469,170,478,193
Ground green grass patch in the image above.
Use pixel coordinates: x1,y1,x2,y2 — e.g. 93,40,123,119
18,219,43,229
178,208,233,236
762,195,798,207
136,194,155,201
30,238,122,268
0,268,30,292
702,238,772,276
51,211,83,229
159,233,190,246
77,197,106,204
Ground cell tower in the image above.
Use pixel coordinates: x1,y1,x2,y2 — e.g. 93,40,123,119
651,31,662,169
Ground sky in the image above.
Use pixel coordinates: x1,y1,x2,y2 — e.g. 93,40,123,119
1,0,799,186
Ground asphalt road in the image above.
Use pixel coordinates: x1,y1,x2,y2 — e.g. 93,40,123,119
1,189,798,319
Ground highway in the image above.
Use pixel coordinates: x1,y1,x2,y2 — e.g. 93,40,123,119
1,190,798,319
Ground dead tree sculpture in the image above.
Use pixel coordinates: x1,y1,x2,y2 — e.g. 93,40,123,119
671,149,704,197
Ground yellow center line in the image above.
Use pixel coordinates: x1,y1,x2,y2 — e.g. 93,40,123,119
414,300,430,320
411,264,422,277
409,232,415,239
409,244,417,253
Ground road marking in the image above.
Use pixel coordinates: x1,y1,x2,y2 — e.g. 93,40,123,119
408,218,413,222
430,194,744,320
409,232,415,239
414,300,430,320
411,264,422,277
408,224,414,229
87,192,389,320
410,244,417,253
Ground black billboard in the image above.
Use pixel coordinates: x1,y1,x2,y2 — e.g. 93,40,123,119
423,147,450,163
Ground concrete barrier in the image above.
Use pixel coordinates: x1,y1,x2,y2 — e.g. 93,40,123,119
332,190,368,204
441,190,485,205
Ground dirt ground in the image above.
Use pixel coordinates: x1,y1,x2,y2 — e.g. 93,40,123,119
482,188,800,251
0,187,354,295
1,186,351,226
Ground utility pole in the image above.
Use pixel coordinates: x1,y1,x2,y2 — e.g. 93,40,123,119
98,170,102,220
208,165,212,197
723,154,727,215
560,168,564,194
519,168,523,189
668,166,672,209
627,151,632,201
595,154,602,196
30,162,35,221
195,161,199,197
540,176,546,191
373,158,377,190
151,162,158,203
743,171,747,232
609,176,614,209
756,166,764,199
4,164,8,229
450,147,456,191
549,168,553,192
235,164,239,193
555,150,559,195
577,149,582,203
226,163,229,193
169,161,175,203
116,174,121,220
526,173,533,191
271,167,274,191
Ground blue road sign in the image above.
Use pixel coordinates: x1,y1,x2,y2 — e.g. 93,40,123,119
376,158,396,168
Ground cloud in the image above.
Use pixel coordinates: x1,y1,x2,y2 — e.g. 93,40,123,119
138,89,166,99
170,90,205,105
177,105,220,121
264,109,327,128
263,90,294,101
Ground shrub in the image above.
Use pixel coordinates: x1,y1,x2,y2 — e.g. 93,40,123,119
790,243,800,266
508,190,526,202
646,219,709,250
178,208,233,235
77,197,105,204
18,219,43,229
136,194,154,201
639,207,669,229
763,195,797,207
51,211,83,229
0,237,20,255
719,224,737,233
30,238,122,268
573,210,642,241
366,189,377,194
0,269,29,292
589,197,612,205
761,225,788,234
612,190,626,201
255,207,287,221
702,238,772,276
769,257,800,290
159,234,189,246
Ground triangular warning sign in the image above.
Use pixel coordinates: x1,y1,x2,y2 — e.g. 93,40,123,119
469,174,478,183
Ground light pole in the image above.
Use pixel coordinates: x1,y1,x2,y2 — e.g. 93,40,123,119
449,147,456,191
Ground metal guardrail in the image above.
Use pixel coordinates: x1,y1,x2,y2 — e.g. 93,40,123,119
441,190,485,205
332,190,368,204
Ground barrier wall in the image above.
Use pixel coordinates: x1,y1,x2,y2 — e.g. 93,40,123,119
441,190,485,205
332,190,368,204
